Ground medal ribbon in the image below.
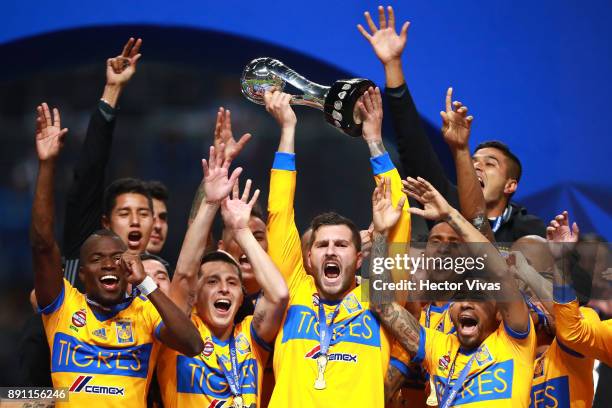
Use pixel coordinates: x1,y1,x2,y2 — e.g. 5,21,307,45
439,345,481,408
216,332,243,400
318,301,341,356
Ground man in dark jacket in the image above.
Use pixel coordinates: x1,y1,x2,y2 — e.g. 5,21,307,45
357,6,545,244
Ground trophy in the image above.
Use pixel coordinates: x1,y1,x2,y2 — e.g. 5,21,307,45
241,57,375,137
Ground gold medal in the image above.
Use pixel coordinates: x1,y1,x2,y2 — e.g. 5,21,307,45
233,395,243,408
314,354,328,390
426,377,438,406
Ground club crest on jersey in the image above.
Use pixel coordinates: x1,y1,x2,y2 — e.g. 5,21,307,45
438,354,451,371
304,345,358,363
92,328,107,340
69,375,125,396
115,320,134,344
71,309,87,328
474,344,493,366
235,333,251,355
312,293,320,307
342,293,363,314
202,340,215,358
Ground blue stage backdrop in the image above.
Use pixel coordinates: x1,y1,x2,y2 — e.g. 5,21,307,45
2,0,611,238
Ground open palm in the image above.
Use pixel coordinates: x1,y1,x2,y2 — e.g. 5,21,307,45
372,177,405,233
35,103,68,161
357,6,410,64
402,177,451,221
202,145,242,204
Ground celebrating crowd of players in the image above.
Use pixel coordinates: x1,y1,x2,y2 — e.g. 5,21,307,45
22,5,611,408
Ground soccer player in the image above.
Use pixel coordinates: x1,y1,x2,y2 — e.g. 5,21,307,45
358,5,545,242
263,85,410,407
31,103,203,408
548,211,612,366
141,253,172,295
145,180,170,254
157,145,288,407
376,176,536,407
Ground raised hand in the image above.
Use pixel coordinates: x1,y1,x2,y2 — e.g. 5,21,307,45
35,103,68,162
121,253,146,285
357,5,410,65
372,177,406,234
202,145,243,205
358,87,383,143
106,37,142,87
546,211,579,260
213,107,252,162
263,90,297,129
440,87,474,151
402,177,452,221
221,179,260,232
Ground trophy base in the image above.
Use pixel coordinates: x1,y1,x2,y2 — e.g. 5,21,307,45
323,78,376,137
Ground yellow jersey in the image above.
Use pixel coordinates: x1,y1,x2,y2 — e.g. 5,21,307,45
415,318,536,407
266,152,410,408
156,314,270,408
39,279,162,408
530,331,595,408
553,285,612,366
389,302,454,408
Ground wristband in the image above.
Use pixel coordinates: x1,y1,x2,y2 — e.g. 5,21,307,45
137,276,158,297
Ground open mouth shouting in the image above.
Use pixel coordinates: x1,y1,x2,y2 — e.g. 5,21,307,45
213,298,233,316
99,274,121,292
322,259,342,285
457,312,479,338
127,230,143,250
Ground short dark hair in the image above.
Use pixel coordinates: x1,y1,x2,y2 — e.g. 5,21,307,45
250,201,267,223
200,250,242,282
145,180,169,203
474,140,522,182
141,253,173,278
103,178,153,217
79,229,125,264
308,212,361,251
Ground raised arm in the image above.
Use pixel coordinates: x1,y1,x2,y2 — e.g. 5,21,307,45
264,91,306,289
440,88,495,242
403,177,530,333
547,212,611,363
171,145,242,313
32,103,69,308
221,180,289,344
358,87,410,245
121,254,203,356
63,38,142,260
188,107,251,223
358,6,458,207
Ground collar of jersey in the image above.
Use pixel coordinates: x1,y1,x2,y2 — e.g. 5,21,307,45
211,333,231,347
318,297,342,306
429,302,450,313
88,296,135,322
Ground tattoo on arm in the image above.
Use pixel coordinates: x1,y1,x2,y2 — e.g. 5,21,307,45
253,308,267,331
369,233,421,355
367,140,387,157
384,364,405,405
188,181,205,223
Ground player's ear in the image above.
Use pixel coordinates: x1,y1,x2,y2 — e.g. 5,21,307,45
101,214,111,229
356,251,363,270
78,265,85,283
503,178,518,196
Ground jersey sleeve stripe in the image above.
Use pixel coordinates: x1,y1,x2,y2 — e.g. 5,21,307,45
37,284,65,315
553,285,577,304
369,152,394,175
250,321,273,352
272,152,296,171
503,317,531,339
411,325,427,364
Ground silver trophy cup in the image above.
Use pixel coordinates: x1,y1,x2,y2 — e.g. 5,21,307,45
241,57,375,137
